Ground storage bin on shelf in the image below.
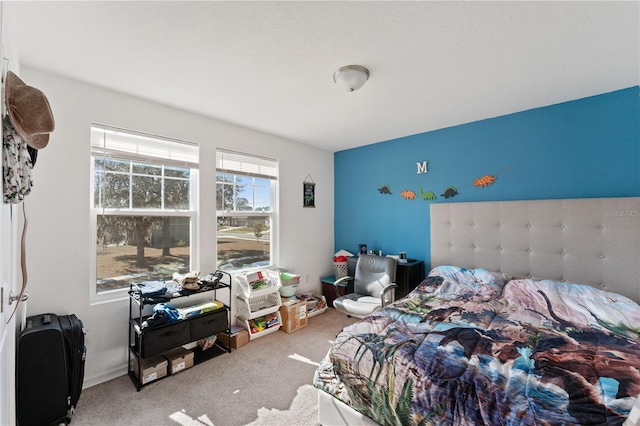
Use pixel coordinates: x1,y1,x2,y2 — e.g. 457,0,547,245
238,311,282,340
298,293,328,318
236,270,280,299
268,270,301,297
131,355,167,385
236,291,282,319
236,269,283,340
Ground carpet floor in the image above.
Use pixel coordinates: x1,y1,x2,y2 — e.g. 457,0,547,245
71,308,357,426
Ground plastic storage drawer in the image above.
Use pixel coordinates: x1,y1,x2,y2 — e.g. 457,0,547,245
190,310,228,341
137,321,190,358
238,311,282,340
236,292,282,319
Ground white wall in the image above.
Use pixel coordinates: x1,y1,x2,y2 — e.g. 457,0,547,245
18,67,335,387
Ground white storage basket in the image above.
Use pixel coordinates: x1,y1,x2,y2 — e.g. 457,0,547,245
236,292,282,319
236,270,280,299
238,311,282,340
307,295,328,318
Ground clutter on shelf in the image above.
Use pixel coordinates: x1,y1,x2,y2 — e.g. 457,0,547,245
178,301,224,319
247,312,280,334
298,293,327,318
197,335,217,351
140,300,225,331
130,270,229,305
271,270,301,297
172,271,200,290
236,270,280,298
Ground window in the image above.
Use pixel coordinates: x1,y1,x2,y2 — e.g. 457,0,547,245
216,149,277,271
90,125,198,298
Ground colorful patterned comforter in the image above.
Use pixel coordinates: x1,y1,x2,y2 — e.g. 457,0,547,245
313,266,640,426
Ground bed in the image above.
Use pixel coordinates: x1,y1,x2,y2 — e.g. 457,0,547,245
314,197,640,426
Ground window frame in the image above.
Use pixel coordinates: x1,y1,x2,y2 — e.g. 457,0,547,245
216,149,278,273
89,125,199,304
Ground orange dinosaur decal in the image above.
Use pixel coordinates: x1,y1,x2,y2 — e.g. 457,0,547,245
473,175,497,188
401,190,417,200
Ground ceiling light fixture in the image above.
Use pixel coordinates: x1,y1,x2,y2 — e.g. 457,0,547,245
333,65,370,92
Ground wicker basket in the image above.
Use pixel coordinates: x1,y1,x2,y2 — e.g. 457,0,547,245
333,261,348,279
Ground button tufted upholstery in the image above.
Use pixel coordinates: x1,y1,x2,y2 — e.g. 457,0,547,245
430,197,640,303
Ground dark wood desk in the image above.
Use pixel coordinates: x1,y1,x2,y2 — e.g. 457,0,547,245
395,260,425,299
320,275,353,308
320,259,425,306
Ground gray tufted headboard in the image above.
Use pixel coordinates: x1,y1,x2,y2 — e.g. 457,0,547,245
430,197,640,303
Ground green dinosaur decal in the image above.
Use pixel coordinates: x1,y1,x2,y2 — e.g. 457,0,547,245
420,187,436,200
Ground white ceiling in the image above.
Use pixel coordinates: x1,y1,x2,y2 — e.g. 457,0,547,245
3,1,639,152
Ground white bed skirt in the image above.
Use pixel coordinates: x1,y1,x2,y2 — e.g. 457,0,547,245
317,389,379,426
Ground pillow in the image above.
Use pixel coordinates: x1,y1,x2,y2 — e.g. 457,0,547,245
503,278,640,335
425,265,505,301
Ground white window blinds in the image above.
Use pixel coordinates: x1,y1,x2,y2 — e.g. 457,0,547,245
91,125,199,169
216,149,278,180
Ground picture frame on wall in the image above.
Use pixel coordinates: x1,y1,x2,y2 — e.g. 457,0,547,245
303,176,315,208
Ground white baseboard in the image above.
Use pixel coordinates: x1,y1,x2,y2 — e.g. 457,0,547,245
83,365,127,389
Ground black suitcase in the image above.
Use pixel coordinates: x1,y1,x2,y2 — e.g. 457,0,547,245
58,314,86,415
17,313,86,426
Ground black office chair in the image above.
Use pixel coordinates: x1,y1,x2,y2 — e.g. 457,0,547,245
332,255,397,318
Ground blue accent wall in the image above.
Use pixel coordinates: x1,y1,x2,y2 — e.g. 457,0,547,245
334,87,640,267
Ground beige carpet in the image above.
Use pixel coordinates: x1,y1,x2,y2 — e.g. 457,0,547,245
246,384,319,426
71,308,356,426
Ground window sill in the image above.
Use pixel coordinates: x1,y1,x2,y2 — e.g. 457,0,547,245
221,264,276,275
90,287,130,306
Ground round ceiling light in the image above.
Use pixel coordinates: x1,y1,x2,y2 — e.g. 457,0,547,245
333,65,370,92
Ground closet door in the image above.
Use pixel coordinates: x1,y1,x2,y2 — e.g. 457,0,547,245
0,194,18,426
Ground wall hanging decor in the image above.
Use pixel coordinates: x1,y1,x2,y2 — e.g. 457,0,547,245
472,165,513,189
416,160,428,174
378,184,392,194
474,174,497,187
303,175,315,208
400,189,417,200
441,186,459,198
419,188,437,200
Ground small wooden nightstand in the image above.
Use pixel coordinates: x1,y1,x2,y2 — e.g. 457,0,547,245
396,260,425,299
